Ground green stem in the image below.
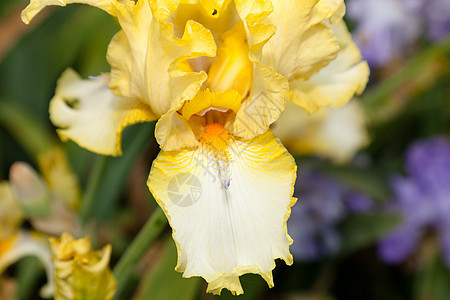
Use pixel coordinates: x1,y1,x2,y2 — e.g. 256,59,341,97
0,100,54,159
363,36,450,124
113,208,168,299
80,155,109,225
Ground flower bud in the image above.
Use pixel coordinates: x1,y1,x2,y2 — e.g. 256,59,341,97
49,233,116,300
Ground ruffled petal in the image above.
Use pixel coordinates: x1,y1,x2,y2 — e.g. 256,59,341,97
314,0,346,24
273,100,368,163
289,21,369,113
49,69,156,156
107,0,216,117
148,130,296,295
232,62,289,139
258,0,340,81
21,0,114,24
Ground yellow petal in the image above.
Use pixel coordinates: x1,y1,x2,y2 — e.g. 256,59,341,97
107,0,216,117
0,183,23,240
259,0,340,81
314,0,346,24
21,0,114,24
234,0,276,58
232,62,289,139
37,147,81,211
181,89,242,120
49,69,156,156
273,100,368,163
289,21,369,113
148,130,296,295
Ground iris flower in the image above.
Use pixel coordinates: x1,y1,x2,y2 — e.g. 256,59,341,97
0,183,53,298
22,0,368,294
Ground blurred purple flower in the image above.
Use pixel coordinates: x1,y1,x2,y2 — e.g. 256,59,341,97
423,0,450,41
288,169,373,261
379,137,450,265
347,0,422,67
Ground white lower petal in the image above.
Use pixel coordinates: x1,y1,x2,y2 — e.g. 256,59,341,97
148,130,296,295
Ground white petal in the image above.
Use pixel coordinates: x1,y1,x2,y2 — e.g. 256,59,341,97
0,232,54,298
148,130,297,295
50,69,156,156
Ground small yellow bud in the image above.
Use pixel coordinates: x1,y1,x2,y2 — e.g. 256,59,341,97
49,233,116,300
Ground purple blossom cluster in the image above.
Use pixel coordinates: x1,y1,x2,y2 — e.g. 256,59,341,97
347,0,450,67
288,169,373,261
379,137,450,266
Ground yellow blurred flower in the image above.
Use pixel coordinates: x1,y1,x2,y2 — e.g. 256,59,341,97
49,233,116,300
22,0,369,295
0,183,53,298
274,100,368,163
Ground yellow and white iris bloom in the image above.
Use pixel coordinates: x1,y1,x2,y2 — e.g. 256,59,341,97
22,0,369,295
0,183,54,298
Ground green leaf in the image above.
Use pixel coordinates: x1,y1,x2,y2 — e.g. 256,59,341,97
414,254,450,300
134,238,201,300
318,164,390,202
340,213,401,254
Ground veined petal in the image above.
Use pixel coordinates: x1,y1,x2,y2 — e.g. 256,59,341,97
148,130,296,295
289,21,369,113
273,100,368,163
259,0,340,81
50,69,156,156
21,0,114,24
0,232,54,298
232,62,289,139
107,0,216,117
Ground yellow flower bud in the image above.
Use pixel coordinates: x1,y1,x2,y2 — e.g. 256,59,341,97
49,233,116,300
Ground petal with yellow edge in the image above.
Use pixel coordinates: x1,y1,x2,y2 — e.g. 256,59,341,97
289,21,370,113
50,69,156,156
21,0,114,24
148,129,297,295
107,0,216,117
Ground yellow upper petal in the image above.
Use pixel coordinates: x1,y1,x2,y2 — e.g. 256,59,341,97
259,0,340,81
50,69,156,156
232,62,289,139
21,0,114,24
107,0,216,117
148,130,296,295
289,21,369,113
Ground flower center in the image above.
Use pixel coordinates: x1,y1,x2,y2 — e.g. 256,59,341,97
200,123,231,189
